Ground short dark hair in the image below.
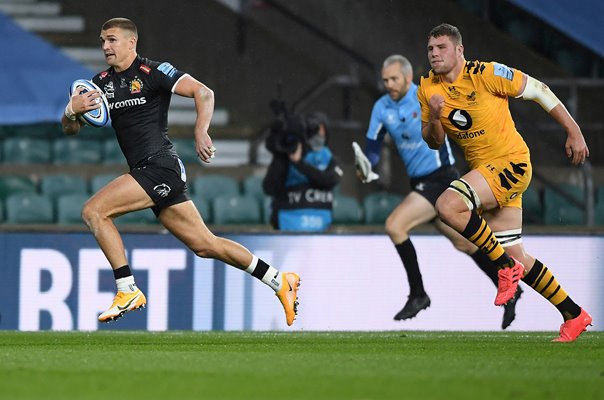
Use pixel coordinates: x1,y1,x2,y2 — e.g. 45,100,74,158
102,17,138,38
429,23,462,46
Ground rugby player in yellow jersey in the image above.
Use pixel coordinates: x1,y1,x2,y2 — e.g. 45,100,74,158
418,23,592,342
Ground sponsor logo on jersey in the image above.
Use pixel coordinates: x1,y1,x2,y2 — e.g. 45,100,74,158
104,81,115,99
129,78,143,94
493,63,514,80
153,183,171,198
158,62,177,78
448,109,473,130
100,71,109,80
466,91,476,102
108,97,147,110
454,129,485,140
139,64,151,74
447,86,461,99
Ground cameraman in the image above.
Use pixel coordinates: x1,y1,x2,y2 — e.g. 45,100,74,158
263,112,342,231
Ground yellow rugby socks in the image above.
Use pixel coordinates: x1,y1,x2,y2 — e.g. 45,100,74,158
461,211,513,269
522,259,581,320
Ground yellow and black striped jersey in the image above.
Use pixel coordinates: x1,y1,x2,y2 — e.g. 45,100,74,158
417,60,530,169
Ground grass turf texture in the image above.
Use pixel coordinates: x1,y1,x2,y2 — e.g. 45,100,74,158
0,331,602,400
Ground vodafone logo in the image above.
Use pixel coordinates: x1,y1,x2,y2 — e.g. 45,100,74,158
448,109,472,130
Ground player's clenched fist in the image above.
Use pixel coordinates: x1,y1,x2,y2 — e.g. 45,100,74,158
428,94,445,120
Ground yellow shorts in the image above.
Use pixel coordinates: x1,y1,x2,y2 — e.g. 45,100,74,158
476,156,533,208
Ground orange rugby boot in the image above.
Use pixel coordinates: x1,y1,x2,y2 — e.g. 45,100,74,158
552,308,593,342
98,289,147,323
494,257,524,306
276,272,300,326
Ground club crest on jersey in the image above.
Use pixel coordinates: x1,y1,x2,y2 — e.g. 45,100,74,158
104,81,115,99
154,183,171,198
129,78,143,94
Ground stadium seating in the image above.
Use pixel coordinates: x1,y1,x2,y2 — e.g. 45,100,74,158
114,208,157,225
53,138,102,165
90,173,121,193
597,186,604,205
7,123,63,139
192,174,239,200
77,126,114,141
102,138,125,165
543,184,585,225
522,185,543,224
0,175,37,200
56,193,88,225
3,137,52,164
544,205,585,225
40,174,88,200
595,203,604,225
332,194,363,224
363,191,403,224
191,194,212,223
171,138,199,164
5,192,54,224
504,18,541,47
555,48,591,77
242,175,266,201
212,194,262,224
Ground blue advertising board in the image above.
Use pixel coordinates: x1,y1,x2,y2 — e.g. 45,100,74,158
1,232,602,332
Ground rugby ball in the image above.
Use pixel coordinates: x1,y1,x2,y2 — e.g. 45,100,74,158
69,79,110,128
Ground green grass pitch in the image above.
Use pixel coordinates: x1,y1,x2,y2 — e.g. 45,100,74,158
0,331,602,400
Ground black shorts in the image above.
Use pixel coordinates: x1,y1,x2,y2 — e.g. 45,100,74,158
409,165,460,206
129,154,190,216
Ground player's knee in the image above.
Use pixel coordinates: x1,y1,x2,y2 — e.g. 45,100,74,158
81,200,101,228
384,214,398,237
434,194,452,223
437,179,481,223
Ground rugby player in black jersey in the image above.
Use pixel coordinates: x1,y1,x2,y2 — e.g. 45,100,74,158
61,17,300,326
